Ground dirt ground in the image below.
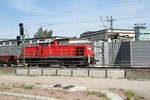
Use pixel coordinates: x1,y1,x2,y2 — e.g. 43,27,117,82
0,75,150,99
0,85,109,100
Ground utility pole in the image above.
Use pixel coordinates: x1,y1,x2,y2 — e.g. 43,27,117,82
99,16,115,30
106,16,115,30
110,16,113,29
106,16,115,66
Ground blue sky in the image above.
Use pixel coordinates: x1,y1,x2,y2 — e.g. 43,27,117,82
0,0,150,38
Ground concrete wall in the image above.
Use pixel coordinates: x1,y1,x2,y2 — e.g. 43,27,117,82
15,68,125,78
126,69,150,79
16,68,150,79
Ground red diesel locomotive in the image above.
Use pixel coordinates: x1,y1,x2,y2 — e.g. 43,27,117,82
0,41,94,67
22,41,94,67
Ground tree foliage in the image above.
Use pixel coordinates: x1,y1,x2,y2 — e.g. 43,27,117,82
34,27,53,38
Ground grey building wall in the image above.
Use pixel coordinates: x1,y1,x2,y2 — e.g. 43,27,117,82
0,45,21,55
108,42,130,67
130,41,150,67
85,41,131,67
106,41,150,68
93,42,104,66
104,42,109,66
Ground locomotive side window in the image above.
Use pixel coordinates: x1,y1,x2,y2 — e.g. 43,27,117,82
76,47,84,56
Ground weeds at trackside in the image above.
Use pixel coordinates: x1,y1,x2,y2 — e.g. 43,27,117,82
12,84,35,90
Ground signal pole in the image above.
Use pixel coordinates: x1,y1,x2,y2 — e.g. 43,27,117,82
19,23,25,66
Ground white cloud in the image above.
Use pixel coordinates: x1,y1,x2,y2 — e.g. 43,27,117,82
5,0,51,15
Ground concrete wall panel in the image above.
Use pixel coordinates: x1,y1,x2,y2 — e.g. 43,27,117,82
29,69,42,76
43,69,57,76
89,70,105,78
107,69,125,78
126,69,150,79
73,69,88,77
57,69,72,76
16,69,28,75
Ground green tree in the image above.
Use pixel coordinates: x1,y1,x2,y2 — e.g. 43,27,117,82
34,27,53,38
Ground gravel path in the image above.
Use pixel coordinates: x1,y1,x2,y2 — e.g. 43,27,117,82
0,91,62,100
0,75,150,99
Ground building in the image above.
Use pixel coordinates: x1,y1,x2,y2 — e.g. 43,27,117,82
134,24,150,40
80,29,135,42
0,39,11,41
0,36,73,46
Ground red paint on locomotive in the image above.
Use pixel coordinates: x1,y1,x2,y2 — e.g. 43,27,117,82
23,41,93,58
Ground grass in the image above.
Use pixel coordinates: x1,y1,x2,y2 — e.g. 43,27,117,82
19,84,34,89
124,90,135,100
0,71,11,75
48,89,69,94
124,91,148,100
0,83,12,87
84,90,110,100
0,83,6,86
0,83,35,90
75,99,80,100
12,84,35,90
111,88,149,100
36,82,42,85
